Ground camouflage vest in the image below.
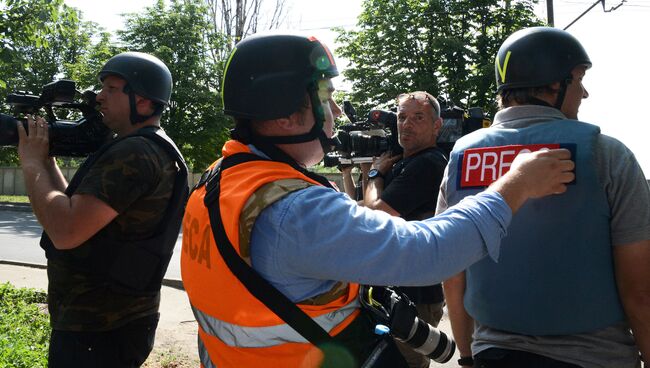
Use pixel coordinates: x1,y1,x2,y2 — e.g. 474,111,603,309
41,126,188,296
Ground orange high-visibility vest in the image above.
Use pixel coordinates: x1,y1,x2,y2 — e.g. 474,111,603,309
181,140,361,368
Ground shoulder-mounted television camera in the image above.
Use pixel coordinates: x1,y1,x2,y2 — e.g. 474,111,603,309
323,101,402,167
324,99,490,167
0,79,112,157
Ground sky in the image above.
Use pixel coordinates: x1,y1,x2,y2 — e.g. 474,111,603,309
63,0,650,176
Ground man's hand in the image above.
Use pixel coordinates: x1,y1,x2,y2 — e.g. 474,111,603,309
17,115,50,167
371,152,401,175
339,163,353,176
490,148,575,213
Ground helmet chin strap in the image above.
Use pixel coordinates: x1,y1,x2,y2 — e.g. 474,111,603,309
554,77,571,111
124,85,159,125
247,86,338,154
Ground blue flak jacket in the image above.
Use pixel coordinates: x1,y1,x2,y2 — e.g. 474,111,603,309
446,120,624,335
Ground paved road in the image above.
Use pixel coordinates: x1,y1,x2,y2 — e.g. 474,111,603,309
0,209,183,281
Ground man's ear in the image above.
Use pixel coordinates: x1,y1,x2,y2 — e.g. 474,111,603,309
279,110,306,130
536,82,561,106
135,95,155,115
273,117,296,132
433,116,443,134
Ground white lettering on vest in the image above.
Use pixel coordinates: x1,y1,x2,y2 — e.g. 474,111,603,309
461,144,560,188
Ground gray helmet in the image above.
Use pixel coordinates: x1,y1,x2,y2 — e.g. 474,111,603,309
98,52,172,105
495,27,591,92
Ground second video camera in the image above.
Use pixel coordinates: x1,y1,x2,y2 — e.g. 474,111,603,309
0,79,112,157
323,101,402,167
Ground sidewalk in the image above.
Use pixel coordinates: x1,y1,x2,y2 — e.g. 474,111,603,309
0,263,199,366
1,262,462,367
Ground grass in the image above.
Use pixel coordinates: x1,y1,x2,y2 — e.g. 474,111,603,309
143,346,195,368
0,282,50,368
0,195,29,203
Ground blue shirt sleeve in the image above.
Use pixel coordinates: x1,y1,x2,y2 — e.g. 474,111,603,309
249,186,511,302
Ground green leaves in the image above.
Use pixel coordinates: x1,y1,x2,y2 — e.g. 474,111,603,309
335,0,543,117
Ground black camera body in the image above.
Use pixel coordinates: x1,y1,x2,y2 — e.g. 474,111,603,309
437,102,489,156
324,99,489,167
359,285,456,364
323,102,402,167
0,79,112,157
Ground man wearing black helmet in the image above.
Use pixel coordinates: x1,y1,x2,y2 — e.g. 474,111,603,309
180,33,575,368
439,27,650,368
17,52,188,367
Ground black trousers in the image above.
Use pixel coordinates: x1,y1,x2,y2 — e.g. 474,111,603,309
48,313,159,368
473,348,582,368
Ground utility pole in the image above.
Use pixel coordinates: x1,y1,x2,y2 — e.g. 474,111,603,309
547,0,555,27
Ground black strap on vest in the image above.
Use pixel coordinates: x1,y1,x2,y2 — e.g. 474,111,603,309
249,137,335,189
203,152,336,348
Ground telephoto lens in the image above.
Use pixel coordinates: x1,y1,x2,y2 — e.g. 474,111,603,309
394,315,456,363
388,290,456,363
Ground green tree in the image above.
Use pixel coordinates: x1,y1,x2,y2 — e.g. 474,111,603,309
335,0,542,116
119,0,231,171
0,0,61,88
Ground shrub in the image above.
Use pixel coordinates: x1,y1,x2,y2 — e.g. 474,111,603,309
0,282,50,368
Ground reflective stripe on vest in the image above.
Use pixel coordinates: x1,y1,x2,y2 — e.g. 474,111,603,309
198,337,217,368
192,299,360,348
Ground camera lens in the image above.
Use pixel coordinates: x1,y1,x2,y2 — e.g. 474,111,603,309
0,113,21,146
397,317,456,363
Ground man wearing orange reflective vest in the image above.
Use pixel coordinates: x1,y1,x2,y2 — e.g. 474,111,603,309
180,33,576,368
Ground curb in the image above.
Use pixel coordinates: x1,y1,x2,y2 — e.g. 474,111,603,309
0,202,32,212
0,259,185,291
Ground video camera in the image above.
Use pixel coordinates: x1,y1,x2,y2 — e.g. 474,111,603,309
437,99,489,156
323,101,402,167
324,99,489,167
0,79,112,157
359,285,456,364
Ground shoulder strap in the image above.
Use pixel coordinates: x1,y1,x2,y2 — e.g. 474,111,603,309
203,152,335,347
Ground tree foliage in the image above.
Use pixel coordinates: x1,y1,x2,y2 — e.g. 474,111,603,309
335,0,543,116
119,0,230,171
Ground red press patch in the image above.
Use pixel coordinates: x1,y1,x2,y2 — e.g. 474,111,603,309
460,144,560,188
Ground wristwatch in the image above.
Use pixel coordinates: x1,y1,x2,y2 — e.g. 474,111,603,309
368,168,384,180
457,356,474,366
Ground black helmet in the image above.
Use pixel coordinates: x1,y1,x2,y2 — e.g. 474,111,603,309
495,27,591,92
222,34,338,121
98,52,172,105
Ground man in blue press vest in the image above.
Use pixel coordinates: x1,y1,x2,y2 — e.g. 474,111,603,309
438,27,650,368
